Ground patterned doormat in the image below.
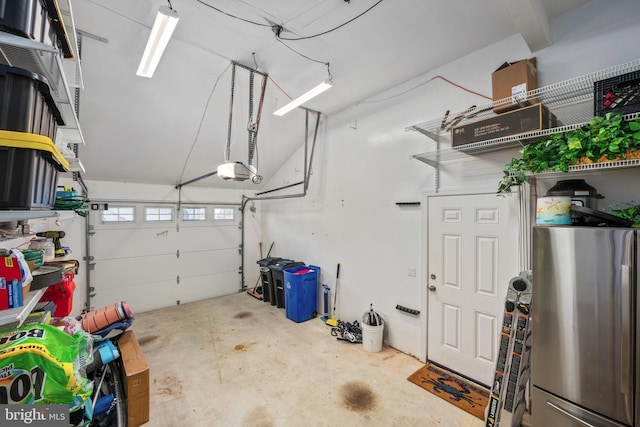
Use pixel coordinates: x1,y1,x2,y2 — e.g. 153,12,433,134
408,363,489,420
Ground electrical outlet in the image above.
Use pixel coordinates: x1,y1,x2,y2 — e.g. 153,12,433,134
408,267,417,277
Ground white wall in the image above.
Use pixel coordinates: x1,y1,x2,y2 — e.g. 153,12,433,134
258,0,640,360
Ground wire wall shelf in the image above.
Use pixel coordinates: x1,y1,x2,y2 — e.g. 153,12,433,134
407,59,640,165
0,289,46,329
513,159,640,182
0,32,85,148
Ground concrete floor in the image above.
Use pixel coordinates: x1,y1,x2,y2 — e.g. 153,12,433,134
131,292,486,427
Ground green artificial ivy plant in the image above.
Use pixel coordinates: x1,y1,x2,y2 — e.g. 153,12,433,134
497,112,640,195
608,201,640,227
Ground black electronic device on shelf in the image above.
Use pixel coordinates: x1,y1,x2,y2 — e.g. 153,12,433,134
570,205,634,227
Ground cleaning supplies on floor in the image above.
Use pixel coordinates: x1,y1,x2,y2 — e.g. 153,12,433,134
363,303,381,326
362,304,384,353
321,284,330,322
326,263,340,327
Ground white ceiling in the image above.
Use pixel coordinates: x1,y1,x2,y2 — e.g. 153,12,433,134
71,0,593,189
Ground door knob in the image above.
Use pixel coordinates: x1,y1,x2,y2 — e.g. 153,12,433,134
428,285,436,292
430,274,436,280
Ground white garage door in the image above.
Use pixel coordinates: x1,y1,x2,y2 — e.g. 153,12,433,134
88,202,241,313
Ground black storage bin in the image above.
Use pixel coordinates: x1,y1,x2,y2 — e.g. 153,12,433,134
256,257,281,305
0,0,74,58
594,70,640,117
269,260,305,309
0,131,68,210
0,64,64,141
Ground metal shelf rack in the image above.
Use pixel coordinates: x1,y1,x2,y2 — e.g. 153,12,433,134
0,288,46,330
407,59,640,168
519,158,640,183
0,1,85,171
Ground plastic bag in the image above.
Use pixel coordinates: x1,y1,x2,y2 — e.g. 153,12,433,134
0,324,93,406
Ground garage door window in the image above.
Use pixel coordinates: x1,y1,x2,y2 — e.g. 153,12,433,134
145,207,173,222
182,207,206,221
102,206,135,223
214,208,234,221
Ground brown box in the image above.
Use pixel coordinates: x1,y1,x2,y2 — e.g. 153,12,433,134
451,103,556,147
492,58,538,113
118,330,150,427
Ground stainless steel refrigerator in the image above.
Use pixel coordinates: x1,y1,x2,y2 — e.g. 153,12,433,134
532,226,637,427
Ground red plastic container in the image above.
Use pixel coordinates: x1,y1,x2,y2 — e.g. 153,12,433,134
39,272,75,317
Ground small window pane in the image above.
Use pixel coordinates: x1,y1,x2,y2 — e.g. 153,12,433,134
182,207,206,221
145,207,173,221
102,207,135,222
214,207,234,220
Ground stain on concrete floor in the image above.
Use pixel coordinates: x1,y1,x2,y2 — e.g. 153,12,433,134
234,311,253,319
243,405,274,427
340,381,378,412
137,335,159,346
155,375,184,398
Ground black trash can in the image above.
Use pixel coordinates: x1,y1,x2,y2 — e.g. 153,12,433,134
256,257,281,305
269,259,305,308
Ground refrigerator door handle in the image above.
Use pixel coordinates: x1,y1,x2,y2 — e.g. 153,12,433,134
620,264,631,401
547,401,595,427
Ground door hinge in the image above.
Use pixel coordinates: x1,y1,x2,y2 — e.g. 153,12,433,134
176,249,180,259
176,275,180,285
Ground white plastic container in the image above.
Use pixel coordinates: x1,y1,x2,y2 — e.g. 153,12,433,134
43,238,55,261
362,319,384,353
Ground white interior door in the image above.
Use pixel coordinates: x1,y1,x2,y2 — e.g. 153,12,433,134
427,193,519,386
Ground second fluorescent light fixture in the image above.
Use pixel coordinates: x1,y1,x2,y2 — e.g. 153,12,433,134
136,6,179,78
273,81,332,116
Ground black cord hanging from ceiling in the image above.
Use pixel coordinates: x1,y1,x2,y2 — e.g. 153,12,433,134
196,0,384,40
279,0,384,41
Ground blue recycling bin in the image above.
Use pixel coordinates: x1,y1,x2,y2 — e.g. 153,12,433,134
284,265,320,323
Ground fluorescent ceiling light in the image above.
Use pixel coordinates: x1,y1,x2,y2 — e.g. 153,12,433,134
136,6,179,78
273,81,332,116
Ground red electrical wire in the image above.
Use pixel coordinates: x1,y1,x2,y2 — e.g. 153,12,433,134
268,76,292,100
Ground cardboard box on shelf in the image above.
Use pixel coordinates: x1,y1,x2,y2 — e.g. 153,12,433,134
451,103,557,147
492,58,538,113
118,330,150,427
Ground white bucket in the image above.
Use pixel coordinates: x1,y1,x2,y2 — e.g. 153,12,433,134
362,320,384,353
